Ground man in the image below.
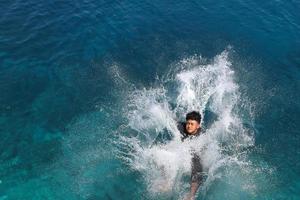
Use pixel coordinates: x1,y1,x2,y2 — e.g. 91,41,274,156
177,111,203,200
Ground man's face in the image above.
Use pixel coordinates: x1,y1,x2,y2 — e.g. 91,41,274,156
186,120,200,135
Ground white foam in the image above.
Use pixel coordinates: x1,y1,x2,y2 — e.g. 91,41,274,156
118,49,259,197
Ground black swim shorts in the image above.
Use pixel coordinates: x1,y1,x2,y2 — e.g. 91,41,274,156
191,153,203,183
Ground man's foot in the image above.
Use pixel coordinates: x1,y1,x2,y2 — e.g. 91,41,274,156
183,194,195,200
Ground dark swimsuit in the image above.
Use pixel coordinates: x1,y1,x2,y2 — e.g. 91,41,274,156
177,122,203,184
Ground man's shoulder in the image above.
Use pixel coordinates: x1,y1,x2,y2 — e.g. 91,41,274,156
177,121,185,129
177,121,185,126
177,122,187,135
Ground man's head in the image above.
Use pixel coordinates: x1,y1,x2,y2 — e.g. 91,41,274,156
185,111,201,135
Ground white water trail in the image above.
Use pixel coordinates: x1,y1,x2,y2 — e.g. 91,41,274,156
117,50,259,198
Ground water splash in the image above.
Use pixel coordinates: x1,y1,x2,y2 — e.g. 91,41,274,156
116,49,272,199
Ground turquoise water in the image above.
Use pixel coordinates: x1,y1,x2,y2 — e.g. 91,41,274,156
0,0,300,199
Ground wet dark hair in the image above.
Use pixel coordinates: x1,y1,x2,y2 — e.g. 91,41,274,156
186,111,201,124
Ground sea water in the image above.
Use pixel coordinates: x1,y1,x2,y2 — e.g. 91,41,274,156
0,0,299,199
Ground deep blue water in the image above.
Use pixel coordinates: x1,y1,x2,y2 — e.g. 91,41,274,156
1,0,300,199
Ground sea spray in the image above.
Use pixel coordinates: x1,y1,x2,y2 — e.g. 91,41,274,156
115,50,274,199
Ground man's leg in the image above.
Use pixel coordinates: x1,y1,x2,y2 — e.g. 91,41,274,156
185,154,203,200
